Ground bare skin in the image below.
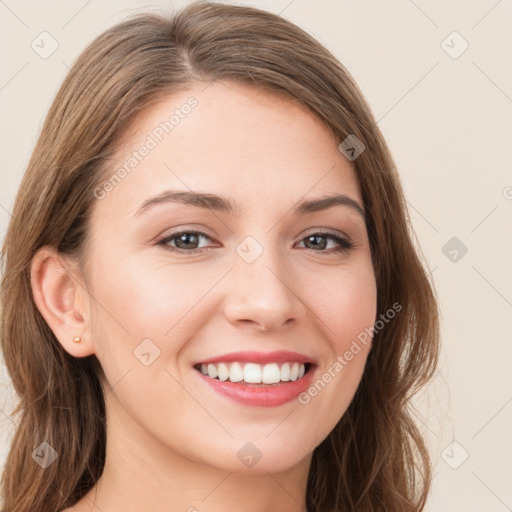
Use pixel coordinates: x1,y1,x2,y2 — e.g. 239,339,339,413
32,81,377,512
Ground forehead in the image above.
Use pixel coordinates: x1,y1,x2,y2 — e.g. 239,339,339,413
95,81,361,218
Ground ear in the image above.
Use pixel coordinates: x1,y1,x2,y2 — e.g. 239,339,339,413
30,245,94,358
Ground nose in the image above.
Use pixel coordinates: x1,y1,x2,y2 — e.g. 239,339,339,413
223,243,304,332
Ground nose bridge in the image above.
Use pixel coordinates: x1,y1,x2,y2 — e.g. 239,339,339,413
224,234,301,330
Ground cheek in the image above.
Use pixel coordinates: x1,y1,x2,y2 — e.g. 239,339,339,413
318,261,377,351
90,251,207,335
300,261,376,427
86,249,228,384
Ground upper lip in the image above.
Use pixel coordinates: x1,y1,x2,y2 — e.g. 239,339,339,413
193,350,316,366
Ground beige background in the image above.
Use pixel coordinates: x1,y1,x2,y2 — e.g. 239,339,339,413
1,1,511,510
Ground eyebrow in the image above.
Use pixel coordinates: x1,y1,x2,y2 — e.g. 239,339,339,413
134,190,365,219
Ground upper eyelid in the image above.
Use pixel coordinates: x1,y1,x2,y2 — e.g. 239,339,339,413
158,227,350,239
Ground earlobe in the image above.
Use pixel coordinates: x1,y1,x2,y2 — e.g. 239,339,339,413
30,246,94,358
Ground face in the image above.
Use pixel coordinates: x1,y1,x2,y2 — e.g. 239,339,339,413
82,81,377,473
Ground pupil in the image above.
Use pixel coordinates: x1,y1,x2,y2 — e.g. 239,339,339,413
306,235,326,250
177,233,198,249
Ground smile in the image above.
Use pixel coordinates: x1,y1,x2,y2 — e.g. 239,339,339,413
194,361,310,385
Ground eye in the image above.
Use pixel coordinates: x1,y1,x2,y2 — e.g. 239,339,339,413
156,230,355,255
156,230,216,253
296,232,355,254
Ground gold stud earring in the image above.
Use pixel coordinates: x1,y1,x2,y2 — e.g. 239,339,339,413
73,336,82,343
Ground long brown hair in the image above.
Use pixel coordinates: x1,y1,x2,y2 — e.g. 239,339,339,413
0,2,439,510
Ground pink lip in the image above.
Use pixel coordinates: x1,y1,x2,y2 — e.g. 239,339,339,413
193,350,316,366
195,365,316,407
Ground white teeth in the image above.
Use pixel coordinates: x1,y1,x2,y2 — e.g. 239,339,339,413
280,362,291,381
207,364,218,379
244,363,261,383
262,363,281,384
197,361,307,384
217,363,229,381
229,362,244,382
290,362,299,381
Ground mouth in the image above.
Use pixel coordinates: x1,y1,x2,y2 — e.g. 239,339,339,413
193,361,314,387
191,350,318,406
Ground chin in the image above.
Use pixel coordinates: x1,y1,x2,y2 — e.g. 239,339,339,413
193,436,315,475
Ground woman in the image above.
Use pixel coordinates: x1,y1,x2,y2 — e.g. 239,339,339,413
0,2,439,511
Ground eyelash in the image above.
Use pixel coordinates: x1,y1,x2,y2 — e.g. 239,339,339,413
155,230,355,255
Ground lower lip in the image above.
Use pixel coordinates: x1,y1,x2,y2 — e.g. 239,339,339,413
194,366,315,407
